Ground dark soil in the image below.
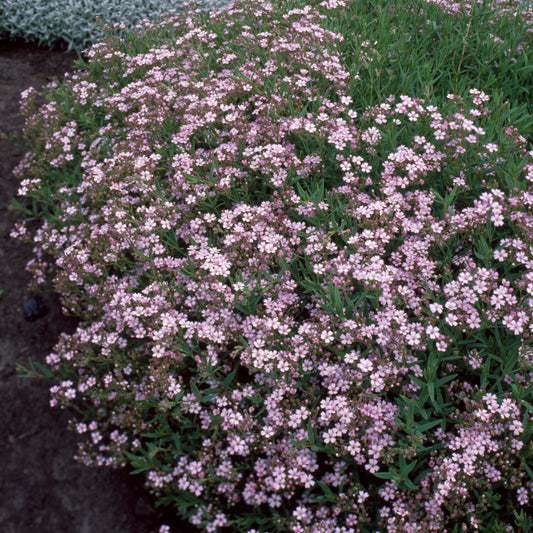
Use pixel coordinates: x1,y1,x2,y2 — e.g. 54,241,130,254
0,38,196,533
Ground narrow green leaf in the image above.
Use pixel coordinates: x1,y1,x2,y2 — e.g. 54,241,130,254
307,418,315,445
316,480,335,499
190,379,202,399
523,461,533,481
373,471,395,480
223,362,239,389
427,381,435,402
416,419,443,433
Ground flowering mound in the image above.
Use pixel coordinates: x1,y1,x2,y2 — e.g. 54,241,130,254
11,0,533,531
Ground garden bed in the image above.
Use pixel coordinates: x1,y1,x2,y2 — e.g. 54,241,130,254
5,0,533,530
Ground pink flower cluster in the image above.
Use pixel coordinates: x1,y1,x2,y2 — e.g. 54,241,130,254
12,0,533,530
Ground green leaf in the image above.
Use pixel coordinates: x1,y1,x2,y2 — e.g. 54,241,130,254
9,197,35,217
373,471,395,480
316,480,336,500
16,359,56,380
435,374,457,387
223,362,239,389
190,379,202,400
514,509,532,532
311,178,325,203
307,418,315,445
523,461,533,482
416,419,443,433
427,381,435,402
328,283,344,316
398,455,417,477
123,450,151,474
296,181,310,202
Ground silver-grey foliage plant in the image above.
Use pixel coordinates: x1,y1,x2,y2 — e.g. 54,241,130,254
0,0,232,51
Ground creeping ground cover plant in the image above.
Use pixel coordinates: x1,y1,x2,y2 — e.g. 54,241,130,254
10,0,533,530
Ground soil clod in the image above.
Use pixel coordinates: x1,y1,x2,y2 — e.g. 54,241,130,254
23,295,47,319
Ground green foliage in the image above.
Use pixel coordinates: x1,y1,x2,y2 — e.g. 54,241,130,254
0,0,230,51
11,0,533,530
